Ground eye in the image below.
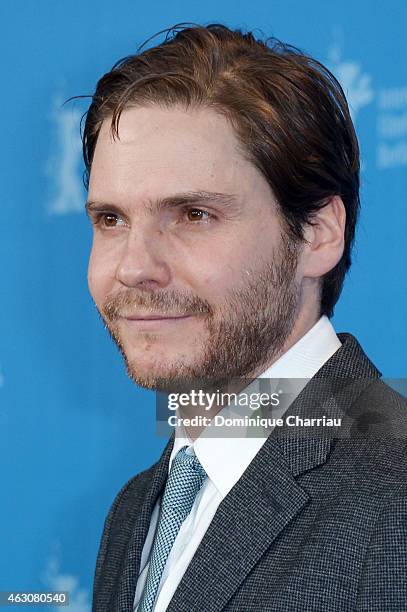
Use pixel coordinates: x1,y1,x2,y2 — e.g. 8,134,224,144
183,207,212,223
94,213,126,228
102,213,120,227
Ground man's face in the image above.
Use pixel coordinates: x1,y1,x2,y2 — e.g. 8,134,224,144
87,105,303,392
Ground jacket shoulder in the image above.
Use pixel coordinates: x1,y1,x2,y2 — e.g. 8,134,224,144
101,462,156,531
92,460,159,610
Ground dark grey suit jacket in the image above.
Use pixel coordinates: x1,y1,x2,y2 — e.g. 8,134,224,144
93,333,407,611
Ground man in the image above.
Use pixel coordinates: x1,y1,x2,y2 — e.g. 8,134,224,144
84,24,407,611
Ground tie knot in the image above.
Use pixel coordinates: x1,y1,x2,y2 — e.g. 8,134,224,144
161,446,207,511
173,445,207,475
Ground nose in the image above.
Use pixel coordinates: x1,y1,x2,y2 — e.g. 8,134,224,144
115,229,171,290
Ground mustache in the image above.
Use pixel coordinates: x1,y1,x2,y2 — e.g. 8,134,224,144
102,288,213,322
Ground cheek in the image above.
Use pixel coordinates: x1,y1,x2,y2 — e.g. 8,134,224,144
188,237,275,301
186,258,241,301
87,243,116,303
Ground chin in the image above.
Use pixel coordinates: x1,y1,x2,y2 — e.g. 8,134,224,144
124,354,190,388
125,368,185,393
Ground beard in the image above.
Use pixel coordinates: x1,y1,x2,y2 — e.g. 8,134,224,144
97,232,302,394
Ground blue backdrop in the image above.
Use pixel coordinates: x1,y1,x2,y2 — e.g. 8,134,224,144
1,0,406,609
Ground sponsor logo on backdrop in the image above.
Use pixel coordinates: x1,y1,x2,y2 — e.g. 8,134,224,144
327,39,374,124
44,555,91,612
328,32,407,169
46,93,84,215
376,87,407,169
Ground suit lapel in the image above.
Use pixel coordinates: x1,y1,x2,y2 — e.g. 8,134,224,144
166,433,312,612
167,333,381,611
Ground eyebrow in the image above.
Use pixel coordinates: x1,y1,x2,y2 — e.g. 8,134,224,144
85,190,239,217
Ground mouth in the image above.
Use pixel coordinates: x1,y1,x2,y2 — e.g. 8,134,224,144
123,313,194,321
119,313,196,329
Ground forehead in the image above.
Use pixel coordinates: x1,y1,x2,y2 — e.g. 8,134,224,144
88,105,268,205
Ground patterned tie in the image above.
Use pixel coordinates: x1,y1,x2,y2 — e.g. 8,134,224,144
137,446,207,612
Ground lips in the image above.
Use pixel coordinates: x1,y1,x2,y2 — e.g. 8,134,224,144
122,314,192,320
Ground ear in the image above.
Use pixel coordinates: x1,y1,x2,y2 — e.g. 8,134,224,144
301,195,346,279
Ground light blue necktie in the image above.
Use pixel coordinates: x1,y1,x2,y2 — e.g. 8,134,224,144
137,446,207,612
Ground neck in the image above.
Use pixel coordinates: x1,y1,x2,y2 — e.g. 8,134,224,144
179,304,322,441
250,305,321,380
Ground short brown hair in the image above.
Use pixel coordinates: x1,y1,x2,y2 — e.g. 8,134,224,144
82,23,360,318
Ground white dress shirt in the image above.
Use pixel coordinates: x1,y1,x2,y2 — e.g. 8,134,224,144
133,315,342,611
